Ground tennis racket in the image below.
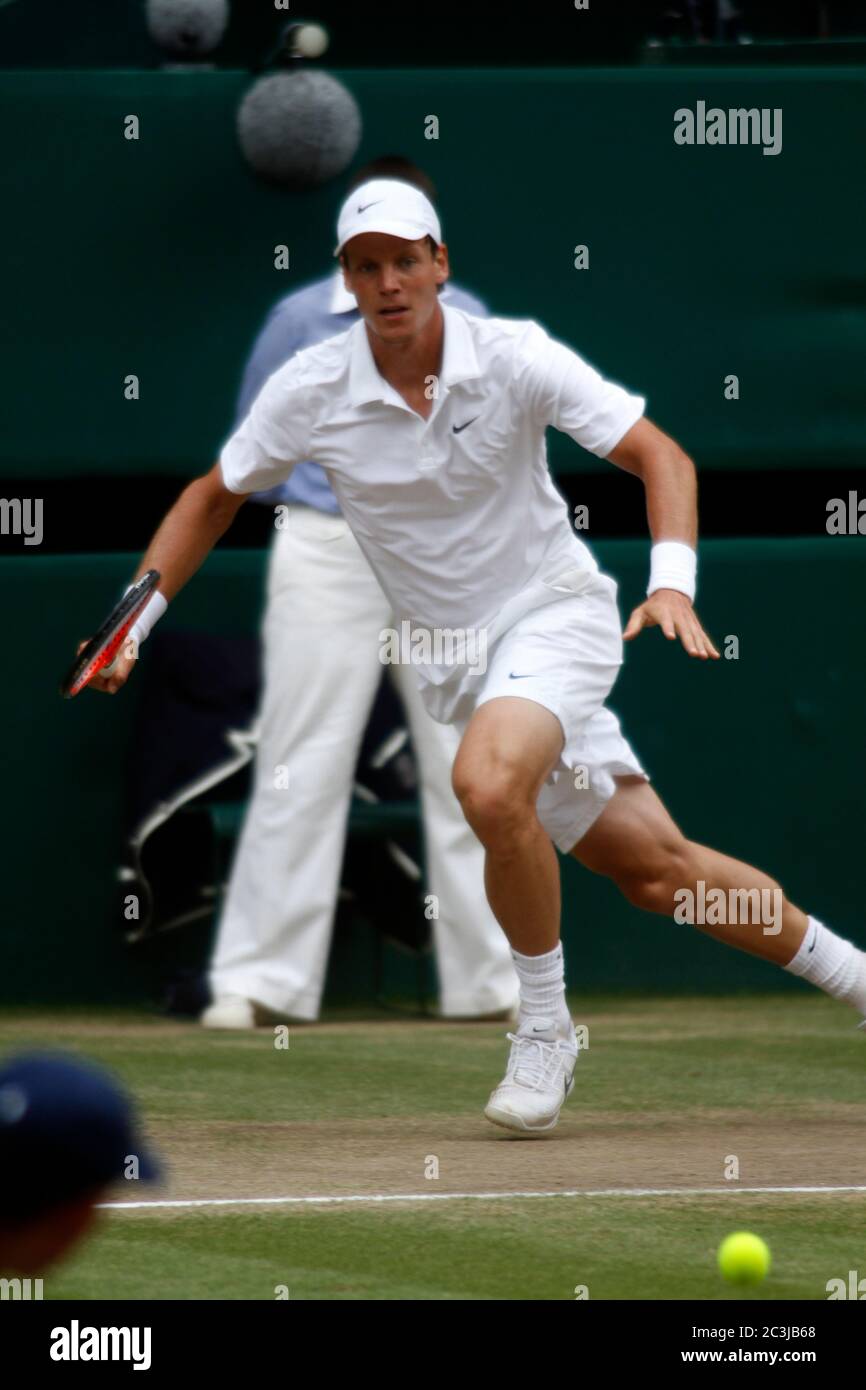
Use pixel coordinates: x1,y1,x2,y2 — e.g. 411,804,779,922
60,569,161,698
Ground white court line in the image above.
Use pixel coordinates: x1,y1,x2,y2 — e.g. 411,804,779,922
100,1184,866,1212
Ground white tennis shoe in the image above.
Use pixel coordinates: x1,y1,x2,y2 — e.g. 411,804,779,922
200,995,256,1029
484,1015,579,1134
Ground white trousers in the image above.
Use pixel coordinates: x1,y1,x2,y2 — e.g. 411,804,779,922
209,505,519,1020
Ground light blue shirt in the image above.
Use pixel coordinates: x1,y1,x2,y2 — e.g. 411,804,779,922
236,272,489,512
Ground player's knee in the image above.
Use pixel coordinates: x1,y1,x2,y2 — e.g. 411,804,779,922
620,874,677,915
615,841,693,915
453,767,532,848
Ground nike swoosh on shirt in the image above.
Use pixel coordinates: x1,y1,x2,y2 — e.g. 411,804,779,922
452,417,479,433
508,673,533,680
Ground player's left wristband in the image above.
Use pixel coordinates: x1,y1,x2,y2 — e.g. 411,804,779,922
647,541,697,603
126,589,168,648
103,590,168,675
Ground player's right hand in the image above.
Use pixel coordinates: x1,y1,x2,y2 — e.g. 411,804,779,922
75,638,138,694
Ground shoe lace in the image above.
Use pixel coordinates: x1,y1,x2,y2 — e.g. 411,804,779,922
504,1033,568,1091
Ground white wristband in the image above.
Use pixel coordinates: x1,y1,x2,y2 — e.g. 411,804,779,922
103,590,167,674
127,589,168,650
647,541,697,602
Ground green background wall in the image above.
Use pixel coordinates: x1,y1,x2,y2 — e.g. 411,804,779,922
1,69,864,476
1,67,864,1003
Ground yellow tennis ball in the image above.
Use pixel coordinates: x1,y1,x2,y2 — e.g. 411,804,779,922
717,1232,771,1285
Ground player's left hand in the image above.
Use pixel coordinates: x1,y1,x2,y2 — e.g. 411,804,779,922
623,590,720,659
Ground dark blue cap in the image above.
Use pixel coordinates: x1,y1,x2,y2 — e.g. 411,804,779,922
0,1052,161,1224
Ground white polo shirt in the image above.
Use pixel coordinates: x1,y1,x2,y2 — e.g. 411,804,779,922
220,304,644,643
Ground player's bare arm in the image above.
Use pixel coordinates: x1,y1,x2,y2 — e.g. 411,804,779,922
607,417,719,660
85,462,247,694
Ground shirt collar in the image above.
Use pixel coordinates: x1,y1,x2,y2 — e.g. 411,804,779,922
330,271,456,318
348,301,481,409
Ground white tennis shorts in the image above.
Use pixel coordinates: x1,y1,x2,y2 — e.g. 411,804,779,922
422,569,647,854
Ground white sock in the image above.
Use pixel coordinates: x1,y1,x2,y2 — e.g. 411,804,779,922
511,943,572,1036
784,916,866,1015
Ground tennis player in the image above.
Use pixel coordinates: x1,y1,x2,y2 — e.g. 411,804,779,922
93,179,866,1134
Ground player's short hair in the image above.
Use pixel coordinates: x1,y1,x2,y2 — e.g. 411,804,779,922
346,155,437,202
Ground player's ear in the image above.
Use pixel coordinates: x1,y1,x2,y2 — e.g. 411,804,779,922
433,240,450,288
